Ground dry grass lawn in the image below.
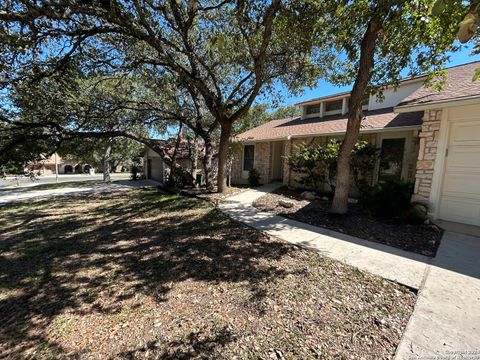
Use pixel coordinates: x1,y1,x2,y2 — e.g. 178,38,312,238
0,189,415,359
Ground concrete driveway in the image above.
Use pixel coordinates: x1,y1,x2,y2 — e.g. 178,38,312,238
0,179,161,204
0,173,129,189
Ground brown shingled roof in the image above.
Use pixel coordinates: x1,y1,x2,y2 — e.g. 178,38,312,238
397,61,480,108
149,138,216,159
235,107,423,142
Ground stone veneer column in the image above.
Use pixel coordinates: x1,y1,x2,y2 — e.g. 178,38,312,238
254,142,271,184
283,140,291,185
412,109,442,203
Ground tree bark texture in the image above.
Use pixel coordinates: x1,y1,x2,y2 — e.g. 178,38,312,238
330,17,383,214
216,121,232,193
103,139,112,183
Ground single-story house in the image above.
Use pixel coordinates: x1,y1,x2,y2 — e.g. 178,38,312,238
232,61,480,227
25,153,92,175
144,138,216,184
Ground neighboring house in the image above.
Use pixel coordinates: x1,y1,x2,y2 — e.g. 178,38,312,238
25,153,93,175
144,138,216,184
232,61,480,227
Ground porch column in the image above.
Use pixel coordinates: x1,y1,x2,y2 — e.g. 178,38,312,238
320,102,325,118
342,97,348,115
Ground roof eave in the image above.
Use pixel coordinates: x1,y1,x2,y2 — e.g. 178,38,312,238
295,92,350,106
234,125,422,143
295,76,427,107
395,94,480,113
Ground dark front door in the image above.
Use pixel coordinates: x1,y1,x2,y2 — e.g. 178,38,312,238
378,138,406,181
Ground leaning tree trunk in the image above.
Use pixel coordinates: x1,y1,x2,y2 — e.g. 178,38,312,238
191,136,199,187
216,121,232,193
102,139,112,183
330,18,382,214
168,123,183,187
203,136,214,191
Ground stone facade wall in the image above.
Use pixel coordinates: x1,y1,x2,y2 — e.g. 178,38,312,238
230,146,243,183
255,142,271,184
412,109,442,202
232,128,420,189
282,140,291,185
230,142,271,184
405,136,420,183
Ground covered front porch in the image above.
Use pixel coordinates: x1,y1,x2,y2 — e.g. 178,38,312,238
231,128,420,191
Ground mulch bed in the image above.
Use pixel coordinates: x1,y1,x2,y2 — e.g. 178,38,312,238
0,189,415,359
253,187,443,257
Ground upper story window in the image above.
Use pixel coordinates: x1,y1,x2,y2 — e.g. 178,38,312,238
361,94,369,107
325,99,343,113
305,104,320,115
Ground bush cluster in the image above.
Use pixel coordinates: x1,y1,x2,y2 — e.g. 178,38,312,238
284,139,379,192
248,168,261,186
359,176,428,223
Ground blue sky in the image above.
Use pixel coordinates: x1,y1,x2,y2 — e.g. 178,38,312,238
275,43,480,108
158,43,480,138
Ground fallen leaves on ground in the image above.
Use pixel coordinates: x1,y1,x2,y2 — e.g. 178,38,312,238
0,189,415,359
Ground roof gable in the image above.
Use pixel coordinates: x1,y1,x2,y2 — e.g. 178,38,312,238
397,61,480,109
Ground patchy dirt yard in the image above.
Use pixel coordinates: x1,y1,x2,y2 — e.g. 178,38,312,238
182,185,249,204
0,189,415,359
253,187,443,257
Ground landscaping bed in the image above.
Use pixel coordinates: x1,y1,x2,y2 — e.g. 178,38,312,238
0,189,415,359
253,186,442,257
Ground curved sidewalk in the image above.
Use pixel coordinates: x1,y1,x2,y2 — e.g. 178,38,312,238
219,184,480,358
219,183,430,289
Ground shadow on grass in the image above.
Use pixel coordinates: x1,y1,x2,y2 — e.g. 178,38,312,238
0,180,105,194
0,189,293,357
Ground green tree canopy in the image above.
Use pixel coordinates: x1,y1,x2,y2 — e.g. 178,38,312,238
0,0,321,192
307,0,468,213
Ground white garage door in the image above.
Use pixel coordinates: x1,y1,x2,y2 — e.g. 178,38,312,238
438,108,480,226
150,158,164,182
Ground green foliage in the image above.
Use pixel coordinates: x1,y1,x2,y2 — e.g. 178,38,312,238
284,139,378,191
0,161,25,176
359,176,428,222
130,157,143,180
270,105,301,120
234,104,271,135
248,168,261,187
474,67,480,81
312,0,465,92
351,141,381,187
234,104,302,135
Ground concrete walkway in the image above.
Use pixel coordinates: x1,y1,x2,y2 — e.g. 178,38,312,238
219,183,430,289
395,231,480,359
219,184,480,357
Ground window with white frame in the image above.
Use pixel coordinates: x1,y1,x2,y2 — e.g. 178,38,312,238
305,104,320,115
361,94,369,108
325,99,343,114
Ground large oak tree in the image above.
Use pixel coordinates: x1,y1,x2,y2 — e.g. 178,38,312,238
0,0,318,192
309,0,466,214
